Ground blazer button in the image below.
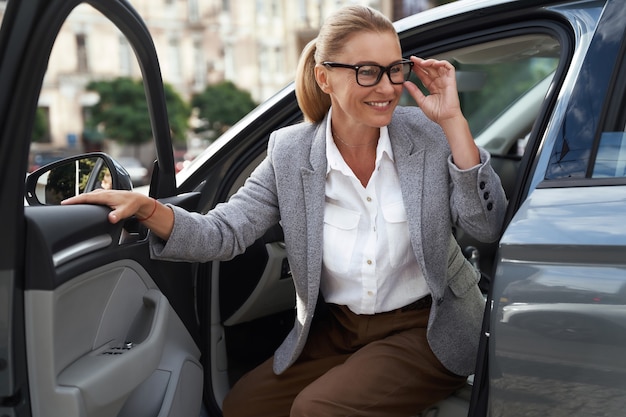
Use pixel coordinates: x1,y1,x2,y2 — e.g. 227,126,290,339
437,297,444,306
487,202,493,211
483,191,490,200
479,181,486,190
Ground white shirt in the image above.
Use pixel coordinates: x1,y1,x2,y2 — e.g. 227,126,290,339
321,111,429,315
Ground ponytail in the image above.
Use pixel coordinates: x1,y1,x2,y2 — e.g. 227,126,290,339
295,39,331,123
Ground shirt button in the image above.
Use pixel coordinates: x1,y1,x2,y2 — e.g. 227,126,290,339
479,181,486,190
367,291,374,296
366,196,372,202
367,259,373,265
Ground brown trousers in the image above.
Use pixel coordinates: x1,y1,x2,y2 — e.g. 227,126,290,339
222,301,466,417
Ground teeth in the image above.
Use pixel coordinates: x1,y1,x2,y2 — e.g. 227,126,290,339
368,101,389,107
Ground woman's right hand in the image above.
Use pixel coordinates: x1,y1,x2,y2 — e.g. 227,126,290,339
62,190,174,240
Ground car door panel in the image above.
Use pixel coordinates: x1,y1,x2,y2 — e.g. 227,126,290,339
24,205,202,417
0,0,206,414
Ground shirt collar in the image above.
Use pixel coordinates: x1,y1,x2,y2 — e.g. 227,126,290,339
325,107,394,175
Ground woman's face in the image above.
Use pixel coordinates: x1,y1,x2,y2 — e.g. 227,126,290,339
316,31,404,134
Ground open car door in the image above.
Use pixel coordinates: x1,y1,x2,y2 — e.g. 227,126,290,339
0,1,203,416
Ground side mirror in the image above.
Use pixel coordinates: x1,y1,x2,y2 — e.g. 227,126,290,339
25,153,133,206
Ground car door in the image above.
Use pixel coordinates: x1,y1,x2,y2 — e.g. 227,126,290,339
489,1,626,416
0,1,203,416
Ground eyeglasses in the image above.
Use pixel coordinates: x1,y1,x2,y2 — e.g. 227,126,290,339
322,59,414,87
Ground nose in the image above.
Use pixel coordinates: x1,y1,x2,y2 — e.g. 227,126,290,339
375,72,397,92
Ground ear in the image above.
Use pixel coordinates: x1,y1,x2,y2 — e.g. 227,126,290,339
315,65,332,94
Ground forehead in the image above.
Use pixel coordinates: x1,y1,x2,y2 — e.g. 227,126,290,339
337,31,402,64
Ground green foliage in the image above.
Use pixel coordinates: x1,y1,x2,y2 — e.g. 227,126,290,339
85,77,190,146
32,107,48,142
163,83,191,144
191,81,257,134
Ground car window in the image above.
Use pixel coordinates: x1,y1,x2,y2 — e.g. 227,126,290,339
592,131,626,178
591,38,626,179
33,4,153,183
401,34,560,158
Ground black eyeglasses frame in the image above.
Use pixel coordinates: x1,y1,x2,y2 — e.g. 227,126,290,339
322,59,414,87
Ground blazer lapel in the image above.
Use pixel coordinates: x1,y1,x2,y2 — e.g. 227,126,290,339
389,121,428,282
300,122,327,310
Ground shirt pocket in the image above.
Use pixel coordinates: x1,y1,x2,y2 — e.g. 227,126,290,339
323,203,360,274
381,201,412,268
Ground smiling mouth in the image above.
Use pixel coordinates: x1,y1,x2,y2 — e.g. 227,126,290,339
367,101,392,108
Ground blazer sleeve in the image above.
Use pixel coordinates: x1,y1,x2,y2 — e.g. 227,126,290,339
149,138,282,262
448,147,507,243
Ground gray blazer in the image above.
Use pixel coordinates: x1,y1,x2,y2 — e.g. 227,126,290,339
151,106,507,376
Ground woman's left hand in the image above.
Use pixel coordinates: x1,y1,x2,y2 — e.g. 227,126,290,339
403,57,462,124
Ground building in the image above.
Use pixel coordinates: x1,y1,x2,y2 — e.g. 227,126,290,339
0,0,433,158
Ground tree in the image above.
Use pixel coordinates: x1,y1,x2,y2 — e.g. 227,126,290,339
32,107,48,143
191,81,257,136
85,77,190,152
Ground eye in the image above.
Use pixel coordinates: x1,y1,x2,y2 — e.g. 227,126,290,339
389,64,403,74
358,66,380,78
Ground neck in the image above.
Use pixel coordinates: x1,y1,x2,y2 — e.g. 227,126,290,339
332,128,378,149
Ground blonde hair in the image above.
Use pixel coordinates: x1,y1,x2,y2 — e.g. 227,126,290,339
295,5,397,123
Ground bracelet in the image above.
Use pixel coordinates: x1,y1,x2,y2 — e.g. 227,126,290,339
137,198,157,222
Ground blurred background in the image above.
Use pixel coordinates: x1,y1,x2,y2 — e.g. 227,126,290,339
0,0,455,183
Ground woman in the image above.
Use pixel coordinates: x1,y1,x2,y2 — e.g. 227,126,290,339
64,5,506,416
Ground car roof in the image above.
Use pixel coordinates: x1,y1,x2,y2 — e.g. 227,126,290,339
394,0,564,33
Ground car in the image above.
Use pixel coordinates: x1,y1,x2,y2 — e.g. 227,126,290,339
28,149,77,172
2,0,626,416
115,156,149,186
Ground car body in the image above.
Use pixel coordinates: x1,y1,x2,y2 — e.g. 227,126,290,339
28,150,76,172
115,156,149,186
1,0,625,416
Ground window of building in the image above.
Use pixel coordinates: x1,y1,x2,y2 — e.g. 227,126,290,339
193,38,205,91
168,37,181,80
189,0,199,22
297,0,307,24
119,35,132,76
76,33,89,73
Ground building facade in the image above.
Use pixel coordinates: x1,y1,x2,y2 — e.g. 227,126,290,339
1,0,433,156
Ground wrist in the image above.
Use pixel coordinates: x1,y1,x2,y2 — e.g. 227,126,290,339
137,198,158,222
438,113,467,132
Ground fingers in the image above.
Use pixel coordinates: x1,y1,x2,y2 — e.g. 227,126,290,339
402,80,426,107
108,210,123,224
61,189,112,206
409,56,454,83
411,56,453,72
61,190,139,223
